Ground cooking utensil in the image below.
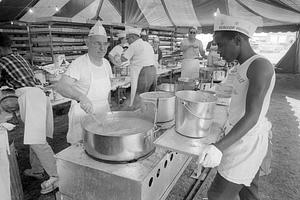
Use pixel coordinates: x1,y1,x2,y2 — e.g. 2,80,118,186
140,91,175,123
90,114,103,126
175,90,217,138
81,111,157,162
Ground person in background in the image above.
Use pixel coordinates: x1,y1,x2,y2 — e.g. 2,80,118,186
140,29,148,42
152,36,163,66
206,38,219,67
206,39,218,53
108,32,129,74
0,33,57,194
55,21,113,144
121,27,156,108
198,14,275,200
0,113,16,200
180,26,206,79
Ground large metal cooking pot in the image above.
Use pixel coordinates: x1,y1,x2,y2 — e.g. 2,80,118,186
81,111,157,163
157,83,175,93
140,91,175,123
176,77,197,91
175,90,217,138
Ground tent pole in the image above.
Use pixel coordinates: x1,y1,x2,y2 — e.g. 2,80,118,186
92,0,104,20
295,28,300,73
121,0,126,23
160,0,176,26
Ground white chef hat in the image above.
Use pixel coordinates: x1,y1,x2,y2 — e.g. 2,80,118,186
125,26,142,36
190,26,198,30
88,21,107,37
214,14,257,37
153,36,160,42
117,32,126,38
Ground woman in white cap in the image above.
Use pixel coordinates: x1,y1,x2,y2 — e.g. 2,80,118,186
56,21,113,144
198,14,275,200
121,27,156,108
180,26,206,79
152,36,162,66
108,32,129,74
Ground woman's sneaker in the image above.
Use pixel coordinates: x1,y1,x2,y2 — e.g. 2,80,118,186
40,176,59,194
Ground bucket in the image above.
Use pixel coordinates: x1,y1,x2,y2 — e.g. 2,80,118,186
9,142,24,200
175,90,217,138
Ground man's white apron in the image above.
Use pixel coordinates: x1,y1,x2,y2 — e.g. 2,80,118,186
153,53,159,68
181,59,200,79
129,64,143,106
217,55,275,186
16,87,53,144
67,63,111,144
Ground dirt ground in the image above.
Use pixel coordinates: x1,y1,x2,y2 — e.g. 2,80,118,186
8,73,300,200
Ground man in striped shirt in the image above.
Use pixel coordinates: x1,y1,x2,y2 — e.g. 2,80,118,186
0,33,58,195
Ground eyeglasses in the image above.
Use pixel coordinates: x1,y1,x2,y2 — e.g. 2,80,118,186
189,31,196,34
91,42,109,47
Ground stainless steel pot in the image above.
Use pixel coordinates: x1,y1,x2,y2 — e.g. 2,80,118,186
140,91,175,123
157,83,175,93
175,90,217,138
81,111,157,162
176,77,197,91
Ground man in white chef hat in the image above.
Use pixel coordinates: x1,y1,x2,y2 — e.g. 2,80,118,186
56,21,113,144
199,14,275,200
140,29,148,42
152,36,162,66
121,26,156,108
108,31,129,73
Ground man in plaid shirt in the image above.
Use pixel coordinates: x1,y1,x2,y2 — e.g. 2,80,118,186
0,33,58,195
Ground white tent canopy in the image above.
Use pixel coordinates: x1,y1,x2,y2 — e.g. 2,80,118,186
13,0,299,32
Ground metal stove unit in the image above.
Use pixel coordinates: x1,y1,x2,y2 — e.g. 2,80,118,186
56,144,191,200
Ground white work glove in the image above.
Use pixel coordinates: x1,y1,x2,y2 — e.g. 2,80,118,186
199,144,223,168
79,95,94,114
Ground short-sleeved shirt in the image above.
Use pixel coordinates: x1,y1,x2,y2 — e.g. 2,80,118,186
123,39,155,66
64,54,112,95
0,53,40,89
109,45,124,58
181,38,204,59
109,44,130,67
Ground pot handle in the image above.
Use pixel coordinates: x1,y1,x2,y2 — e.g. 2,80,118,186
182,101,210,119
144,127,161,142
141,98,160,128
